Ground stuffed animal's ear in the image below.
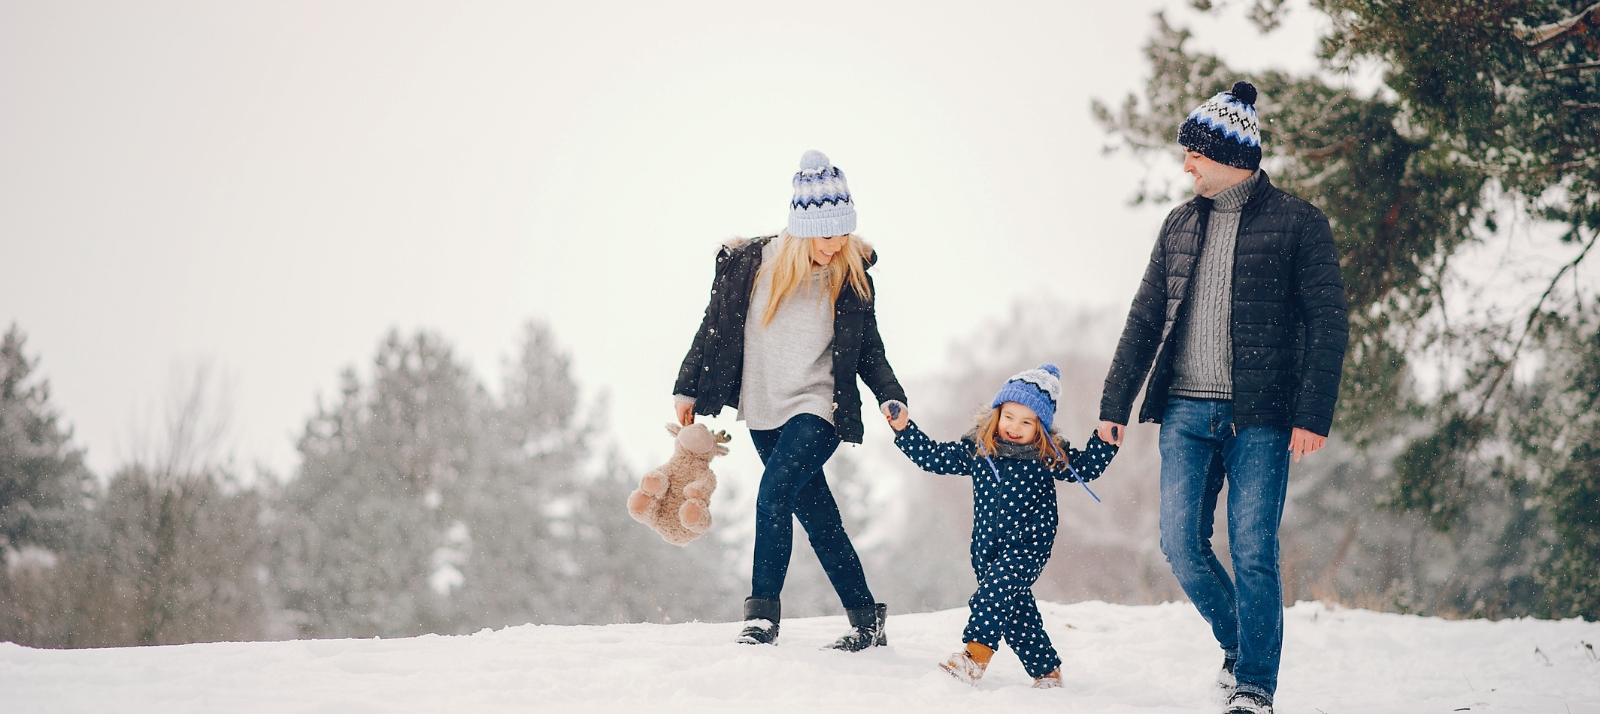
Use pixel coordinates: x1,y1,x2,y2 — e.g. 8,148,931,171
713,443,730,457
666,423,683,436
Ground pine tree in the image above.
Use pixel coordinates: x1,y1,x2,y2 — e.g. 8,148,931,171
451,321,585,626
0,324,93,645
274,330,486,638
0,324,90,560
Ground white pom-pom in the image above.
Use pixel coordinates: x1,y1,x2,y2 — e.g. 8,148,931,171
799,150,831,172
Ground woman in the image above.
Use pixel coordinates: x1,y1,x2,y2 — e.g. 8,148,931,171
673,150,909,650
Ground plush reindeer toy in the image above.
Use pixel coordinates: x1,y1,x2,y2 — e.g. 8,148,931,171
627,423,730,545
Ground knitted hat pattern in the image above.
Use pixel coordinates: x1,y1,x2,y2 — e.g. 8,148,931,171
991,363,1062,434
788,150,857,238
1178,80,1262,171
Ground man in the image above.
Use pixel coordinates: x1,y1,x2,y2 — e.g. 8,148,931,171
1097,80,1348,714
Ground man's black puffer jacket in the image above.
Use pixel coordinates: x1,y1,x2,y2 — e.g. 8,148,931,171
1100,172,1349,436
674,236,907,444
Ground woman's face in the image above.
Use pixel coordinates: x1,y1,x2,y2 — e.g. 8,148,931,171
810,235,849,266
997,402,1040,444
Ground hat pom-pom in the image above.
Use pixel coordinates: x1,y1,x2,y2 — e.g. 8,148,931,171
1040,363,1060,378
799,150,831,172
1230,81,1257,106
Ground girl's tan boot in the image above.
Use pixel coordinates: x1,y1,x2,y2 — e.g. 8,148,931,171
1032,668,1063,689
939,642,994,685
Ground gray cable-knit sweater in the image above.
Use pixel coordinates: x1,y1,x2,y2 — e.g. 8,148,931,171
1170,171,1259,401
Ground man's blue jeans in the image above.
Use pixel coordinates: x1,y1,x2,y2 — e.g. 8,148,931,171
1158,398,1291,701
749,414,875,610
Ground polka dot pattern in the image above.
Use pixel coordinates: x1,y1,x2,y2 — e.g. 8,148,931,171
893,420,1119,679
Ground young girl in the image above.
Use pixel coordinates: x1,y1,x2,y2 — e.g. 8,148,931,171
887,363,1117,688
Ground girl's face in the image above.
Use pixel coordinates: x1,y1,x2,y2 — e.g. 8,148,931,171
810,235,849,266
997,402,1040,444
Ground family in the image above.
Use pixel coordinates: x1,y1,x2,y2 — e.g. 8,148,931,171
669,81,1348,714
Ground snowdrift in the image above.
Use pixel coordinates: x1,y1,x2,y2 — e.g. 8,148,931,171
2,601,1596,713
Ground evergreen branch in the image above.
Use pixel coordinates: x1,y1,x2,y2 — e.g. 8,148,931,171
1291,134,1361,160
1563,101,1600,110
1517,1,1600,53
1538,59,1600,76
1472,226,1599,421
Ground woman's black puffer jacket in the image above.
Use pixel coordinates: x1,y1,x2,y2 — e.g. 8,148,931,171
674,236,907,444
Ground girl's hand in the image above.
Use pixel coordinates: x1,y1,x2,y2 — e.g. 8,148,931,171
675,401,694,427
882,402,910,432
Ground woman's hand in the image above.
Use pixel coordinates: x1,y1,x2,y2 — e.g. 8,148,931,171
675,401,694,427
882,402,909,432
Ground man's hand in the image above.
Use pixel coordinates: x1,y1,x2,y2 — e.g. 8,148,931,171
883,403,910,432
675,401,694,427
1097,421,1125,446
1289,427,1326,462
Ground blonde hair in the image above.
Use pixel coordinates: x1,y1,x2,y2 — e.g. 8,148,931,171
756,231,874,327
972,406,1069,471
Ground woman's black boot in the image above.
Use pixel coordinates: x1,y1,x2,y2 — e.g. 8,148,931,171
827,603,887,651
737,597,781,645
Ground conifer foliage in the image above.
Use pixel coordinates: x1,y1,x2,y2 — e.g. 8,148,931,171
0,325,90,561
273,324,730,638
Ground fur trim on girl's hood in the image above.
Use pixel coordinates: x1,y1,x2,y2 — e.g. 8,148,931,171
959,425,1072,462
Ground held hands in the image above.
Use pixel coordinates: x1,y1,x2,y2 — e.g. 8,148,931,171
1097,421,1125,446
882,402,910,432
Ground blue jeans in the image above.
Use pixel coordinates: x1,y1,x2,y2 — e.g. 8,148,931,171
749,414,875,610
1158,398,1291,701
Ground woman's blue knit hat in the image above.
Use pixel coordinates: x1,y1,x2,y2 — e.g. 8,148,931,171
788,150,857,238
1178,81,1262,170
992,363,1061,433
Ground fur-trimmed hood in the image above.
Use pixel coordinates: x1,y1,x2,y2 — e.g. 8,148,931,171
959,426,1072,463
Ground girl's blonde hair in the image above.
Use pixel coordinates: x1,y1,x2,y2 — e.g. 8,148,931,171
972,405,1070,471
756,231,874,327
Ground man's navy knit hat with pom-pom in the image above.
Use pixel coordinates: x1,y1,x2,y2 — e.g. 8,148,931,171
1178,81,1262,171
992,363,1062,434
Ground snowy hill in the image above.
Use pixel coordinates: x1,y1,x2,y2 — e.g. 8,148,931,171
3,601,1596,713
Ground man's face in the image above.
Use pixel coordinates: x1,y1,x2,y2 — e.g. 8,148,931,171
1183,149,1248,198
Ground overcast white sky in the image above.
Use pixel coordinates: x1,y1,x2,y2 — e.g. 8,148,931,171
1,0,1335,478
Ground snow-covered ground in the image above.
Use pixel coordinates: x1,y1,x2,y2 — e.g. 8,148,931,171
3,601,1596,713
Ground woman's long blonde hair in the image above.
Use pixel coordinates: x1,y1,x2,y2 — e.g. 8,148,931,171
756,231,874,327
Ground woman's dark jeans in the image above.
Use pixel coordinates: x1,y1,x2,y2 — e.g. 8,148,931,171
1158,398,1291,701
748,413,875,610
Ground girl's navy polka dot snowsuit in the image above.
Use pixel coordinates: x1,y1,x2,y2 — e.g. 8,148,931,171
894,421,1117,678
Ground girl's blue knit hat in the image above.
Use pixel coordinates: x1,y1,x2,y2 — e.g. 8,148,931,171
788,150,857,238
992,363,1061,433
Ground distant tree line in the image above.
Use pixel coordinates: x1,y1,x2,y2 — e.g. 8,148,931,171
0,323,732,648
